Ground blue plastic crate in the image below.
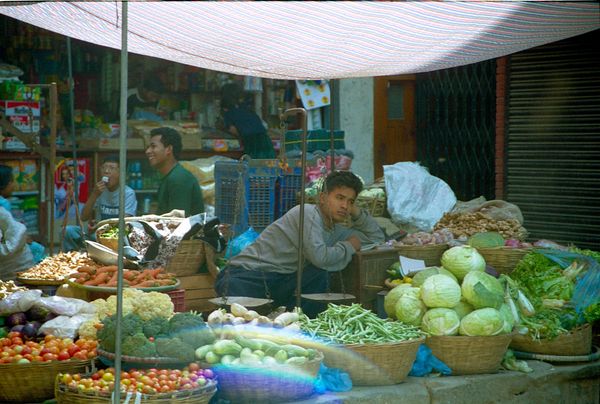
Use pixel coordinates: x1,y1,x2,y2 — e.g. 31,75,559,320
278,165,303,219
214,160,279,234
214,161,249,235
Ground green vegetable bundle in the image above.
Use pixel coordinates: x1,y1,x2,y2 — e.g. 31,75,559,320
298,303,424,344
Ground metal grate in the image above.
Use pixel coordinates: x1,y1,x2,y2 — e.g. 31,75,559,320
416,60,496,201
506,31,600,249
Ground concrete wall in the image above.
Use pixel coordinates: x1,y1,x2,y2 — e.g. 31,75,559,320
338,77,375,184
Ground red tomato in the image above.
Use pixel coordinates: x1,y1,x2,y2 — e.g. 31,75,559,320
11,337,23,346
58,351,71,361
32,355,43,362
73,351,87,360
0,338,11,347
188,363,200,372
42,353,57,361
20,346,32,355
7,332,22,339
67,345,80,357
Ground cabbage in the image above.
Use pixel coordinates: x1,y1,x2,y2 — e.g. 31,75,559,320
383,284,415,319
395,292,427,326
452,300,474,319
421,308,460,336
411,267,457,287
459,308,505,336
421,274,461,308
461,271,504,309
498,304,515,334
441,246,486,281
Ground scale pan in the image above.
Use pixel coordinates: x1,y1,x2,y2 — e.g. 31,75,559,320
209,296,273,308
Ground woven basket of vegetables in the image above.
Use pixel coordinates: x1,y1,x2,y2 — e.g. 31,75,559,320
510,324,592,356
0,358,95,403
476,247,531,275
298,303,426,385
425,333,514,375
198,339,323,404
394,244,449,267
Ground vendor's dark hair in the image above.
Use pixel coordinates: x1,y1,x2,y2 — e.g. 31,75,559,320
103,154,120,165
150,127,182,160
0,165,13,191
221,82,243,110
323,171,362,197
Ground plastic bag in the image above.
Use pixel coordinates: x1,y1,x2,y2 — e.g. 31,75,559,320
536,248,600,315
314,363,352,394
37,295,96,317
38,313,96,339
0,289,42,315
409,345,452,377
224,227,259,259
384,162,456,231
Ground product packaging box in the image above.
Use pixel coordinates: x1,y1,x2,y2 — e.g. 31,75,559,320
19,159,39,192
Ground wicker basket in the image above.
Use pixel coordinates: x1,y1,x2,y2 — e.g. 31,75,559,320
166,240,206,276
321,337,425,385
426,333,514,375
510,324,592,356
476,247,531,274
97,348,188,370
209,352,323,403
394,244,449,267
55,376,217,404
0,359,94,402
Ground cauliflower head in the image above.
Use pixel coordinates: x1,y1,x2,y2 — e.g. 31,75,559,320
106,295,135,317
133,291,174,321
78,315,100,340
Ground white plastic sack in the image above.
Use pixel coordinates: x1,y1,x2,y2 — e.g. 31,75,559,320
37,295,97,317
0,289,42,315
38,313,96,339
384,162,457,232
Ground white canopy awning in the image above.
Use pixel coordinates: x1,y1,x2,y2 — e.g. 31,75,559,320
1,1,598,79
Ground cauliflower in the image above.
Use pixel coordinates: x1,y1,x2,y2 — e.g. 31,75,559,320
106,295,135,317
133,291,174,321
91,299,110,320
78,316,100,339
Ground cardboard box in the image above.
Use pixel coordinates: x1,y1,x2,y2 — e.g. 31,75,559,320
8,115,40,133
2,136,30,151
2,160,21,191
0,100,41,117
20,159,39,192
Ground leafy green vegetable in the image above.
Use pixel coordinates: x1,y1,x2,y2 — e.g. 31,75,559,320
441,246,486,281
421,274,461,308
421,308,460,336
459,308,505,336
511,252,573,305
461,272,504,309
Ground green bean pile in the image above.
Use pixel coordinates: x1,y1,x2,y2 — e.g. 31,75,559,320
299,303,425,344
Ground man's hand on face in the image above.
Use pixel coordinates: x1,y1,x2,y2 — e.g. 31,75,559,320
346,235,361,252
350,204,361,220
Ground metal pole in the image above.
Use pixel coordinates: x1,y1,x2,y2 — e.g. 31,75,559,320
48,83,57,254
281,107,307,308
329,79,335,172
66,37,78,206
112,1,128,402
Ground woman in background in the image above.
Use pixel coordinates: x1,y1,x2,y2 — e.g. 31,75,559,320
0,165,45,265
1,166,34,279
221,83,276,159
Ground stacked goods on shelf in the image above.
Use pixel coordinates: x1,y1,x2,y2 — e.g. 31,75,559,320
297,303,425,385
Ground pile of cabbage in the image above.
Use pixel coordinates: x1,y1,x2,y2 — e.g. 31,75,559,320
384,246,516,337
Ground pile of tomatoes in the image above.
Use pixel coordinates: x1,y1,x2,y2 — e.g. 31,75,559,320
59,363,215,395
0,332,97,364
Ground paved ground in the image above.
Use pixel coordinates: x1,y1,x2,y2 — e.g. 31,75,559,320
293,360,600,404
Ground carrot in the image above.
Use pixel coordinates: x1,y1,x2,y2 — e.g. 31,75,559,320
106,271,119,285
89,272,111,286
96,265,118,274
135,280,160,288
123,271,138,281
77,266,97,275
146,268,163,278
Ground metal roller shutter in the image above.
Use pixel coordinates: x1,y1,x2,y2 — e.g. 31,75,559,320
506,30,600,249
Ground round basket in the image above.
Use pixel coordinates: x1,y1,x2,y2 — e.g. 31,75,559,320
97,348,188,370
321,337,425,386
0,358,94,403
55,376,217,404
16,272,67,286
476,247,531,274
394,244,449,267
513,345,600,364
425,333,513,375
165,240,206,276
510,324,592,356
207,352,323,403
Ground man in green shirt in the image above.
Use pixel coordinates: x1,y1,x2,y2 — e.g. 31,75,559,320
146,127,204,216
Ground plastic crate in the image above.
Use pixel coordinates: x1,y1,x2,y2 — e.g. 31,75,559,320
214,160,279,234
284,129,345,152
166,288,186,312
278,165,303,219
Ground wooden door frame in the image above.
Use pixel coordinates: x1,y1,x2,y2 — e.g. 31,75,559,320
373,74,416,178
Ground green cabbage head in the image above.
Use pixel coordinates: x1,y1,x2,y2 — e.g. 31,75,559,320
461,271,504,309
412,267,458,287
452,300,475,319
384,284,415,319
459,308,505,336
441,246,486,281
395,292,427,326
421,274,461,308
421,308,460,336
498,304,515,334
